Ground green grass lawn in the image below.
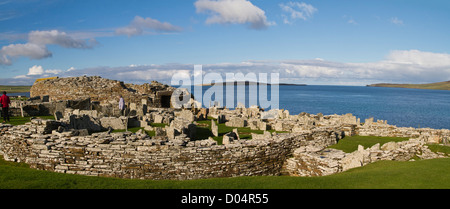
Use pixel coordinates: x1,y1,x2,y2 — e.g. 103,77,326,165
195,118,286,144
427,144,450,155
369,81,450,91
0,85,31,93
4,116,55,126
1,155,449,189
1,134,449,189
328,135,410,153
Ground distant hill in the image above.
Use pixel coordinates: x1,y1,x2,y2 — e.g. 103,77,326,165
367,81,450,91
0,85,32,93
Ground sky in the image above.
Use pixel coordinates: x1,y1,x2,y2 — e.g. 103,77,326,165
0,0,450,86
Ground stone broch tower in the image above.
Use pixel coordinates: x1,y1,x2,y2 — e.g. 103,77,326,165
30,76,176,108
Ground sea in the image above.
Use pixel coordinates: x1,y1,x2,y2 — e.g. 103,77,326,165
10,85,450,130
275,85,450,130
187,85,450,130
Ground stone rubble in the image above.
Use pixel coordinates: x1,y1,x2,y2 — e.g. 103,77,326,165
283,138,447,177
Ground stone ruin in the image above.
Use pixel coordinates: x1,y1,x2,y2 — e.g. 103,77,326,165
7,76,181,118
1,104,449,180
30,76,177,107
0,118,343,180
0,76,449,180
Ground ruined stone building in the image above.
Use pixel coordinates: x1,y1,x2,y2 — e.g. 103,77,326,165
30,76,176,107
16,76,177,117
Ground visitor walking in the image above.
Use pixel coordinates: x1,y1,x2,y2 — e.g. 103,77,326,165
0,91,11,123
119,95,125,116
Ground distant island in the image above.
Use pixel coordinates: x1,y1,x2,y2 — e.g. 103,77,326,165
198,81,307,86
367,81,450,91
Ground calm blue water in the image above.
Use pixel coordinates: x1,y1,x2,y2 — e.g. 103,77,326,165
8,92,30,97
9,86,450,129
277,85,450,130
191,85,450,130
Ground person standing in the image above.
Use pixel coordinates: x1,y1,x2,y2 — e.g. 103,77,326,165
119,95,125,116
0,91,11,123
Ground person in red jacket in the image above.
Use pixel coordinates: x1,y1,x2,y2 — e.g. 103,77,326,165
0,91,11,123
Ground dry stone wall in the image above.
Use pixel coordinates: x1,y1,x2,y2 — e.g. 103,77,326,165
356,119,450,144
1,106,449,180
283,138,447,177
0,120,342,180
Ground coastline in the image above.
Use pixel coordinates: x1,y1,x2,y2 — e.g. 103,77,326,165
6,79,450,129
367,81,450,91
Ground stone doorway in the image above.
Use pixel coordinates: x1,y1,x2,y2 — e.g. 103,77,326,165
161,95,171,108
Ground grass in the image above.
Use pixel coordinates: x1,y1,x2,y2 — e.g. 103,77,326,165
10,97,28,101
150,123,167,128
0,85,31,93
1,154,449,189
328,135,410,153
4,116,55,126
427,144,450,155
369,81,450,91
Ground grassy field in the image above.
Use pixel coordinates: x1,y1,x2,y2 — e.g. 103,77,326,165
329,135,410,153
0,85,31,93
0,156,449,189
368,81,450,90
5,116,56,126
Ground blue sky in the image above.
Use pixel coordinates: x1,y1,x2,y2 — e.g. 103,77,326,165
1,0,450,85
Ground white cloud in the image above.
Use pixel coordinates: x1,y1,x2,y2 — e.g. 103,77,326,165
116,26,143,37
96,50,450,85
342,15,358,25
26,65,62,76
194,0,274,30
28,30,97,49
348,19,357,25
67,67,76,72
115,16,182,37
390,17,404,25
0,43,51,64
0,30,97,65
27,65,45,75
13,74,29,79
45,69,62,74
280,2,317,24
132,16,182,32
0,54,9,65
386,50,450,67
4,50,450,86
